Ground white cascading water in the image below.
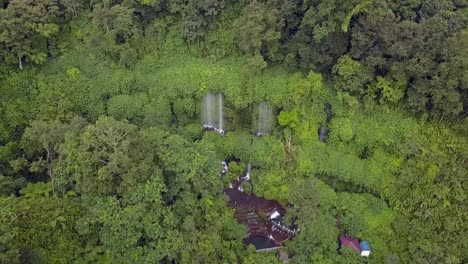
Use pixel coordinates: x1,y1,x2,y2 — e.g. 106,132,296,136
256,101,273,136
202,92,225,135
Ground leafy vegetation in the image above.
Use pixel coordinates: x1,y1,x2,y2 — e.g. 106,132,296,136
0,0,467,263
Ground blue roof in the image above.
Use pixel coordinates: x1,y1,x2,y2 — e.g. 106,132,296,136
360,241,371,251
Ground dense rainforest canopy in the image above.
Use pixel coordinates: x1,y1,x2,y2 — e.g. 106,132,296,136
0,0,467,263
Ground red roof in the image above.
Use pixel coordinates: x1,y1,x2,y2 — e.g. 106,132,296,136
339,235,360,253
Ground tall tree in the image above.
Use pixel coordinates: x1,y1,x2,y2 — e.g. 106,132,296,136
168,0,225,41
233,0,281,63
13,117,86,193
0,0,60,69
64,117,157,195
349,0,468,117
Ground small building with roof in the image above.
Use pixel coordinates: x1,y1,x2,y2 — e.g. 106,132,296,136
339,235,372,257
223,162,297,251
339,235,361,253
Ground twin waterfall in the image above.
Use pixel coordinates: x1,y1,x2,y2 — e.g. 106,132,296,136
201,93,273,136
202,93,297,251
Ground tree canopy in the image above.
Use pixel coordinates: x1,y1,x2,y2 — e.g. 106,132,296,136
0,0,467,263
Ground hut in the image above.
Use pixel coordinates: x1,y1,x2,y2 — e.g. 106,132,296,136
339,235,361,253
339,235,372,257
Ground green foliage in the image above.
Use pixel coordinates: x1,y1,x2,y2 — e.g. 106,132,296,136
0,0,60,68
64,117,160,195
383,126,468,263
368,76,405,104
0,175,16,195
19,182,51,198
341,0,372,32
299,0,364,42
66,67,80,79
252,169,289,201
89,3,141,67
332,55,373,96
278,110,300,128
0,196,20,264
0,1,467,263
288,70,326,106
233,1,281,63
331,118,354,142
200,6,238,59
349,1,468,117
76,186,168,262
287,178,339,263
249,136,286,169
60,0,86,17
107,93,148,122
250,66,289,104
337,192,401,263
0,194,85,264
18,117,87,191
0,70,38,143
168,0,225,41
245,54,267,75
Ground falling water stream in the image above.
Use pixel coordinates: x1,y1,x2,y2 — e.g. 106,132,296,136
244,162,252,181
202,92,224,135
255,101,274,136
218,93,224,133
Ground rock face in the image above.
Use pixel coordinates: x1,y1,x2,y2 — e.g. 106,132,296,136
318,102,333,143
318,124,329,143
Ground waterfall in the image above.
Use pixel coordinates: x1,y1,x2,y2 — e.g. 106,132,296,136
255,101,273,136
218,93,224,135
208,94,214,127
245,162,251,180
201,92,225,136
202,93,214,129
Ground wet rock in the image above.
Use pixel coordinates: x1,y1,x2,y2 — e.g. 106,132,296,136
318,124,329,143
278,250,291,263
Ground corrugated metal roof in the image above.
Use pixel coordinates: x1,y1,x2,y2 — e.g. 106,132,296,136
339,235,361,253
225,188,294,250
